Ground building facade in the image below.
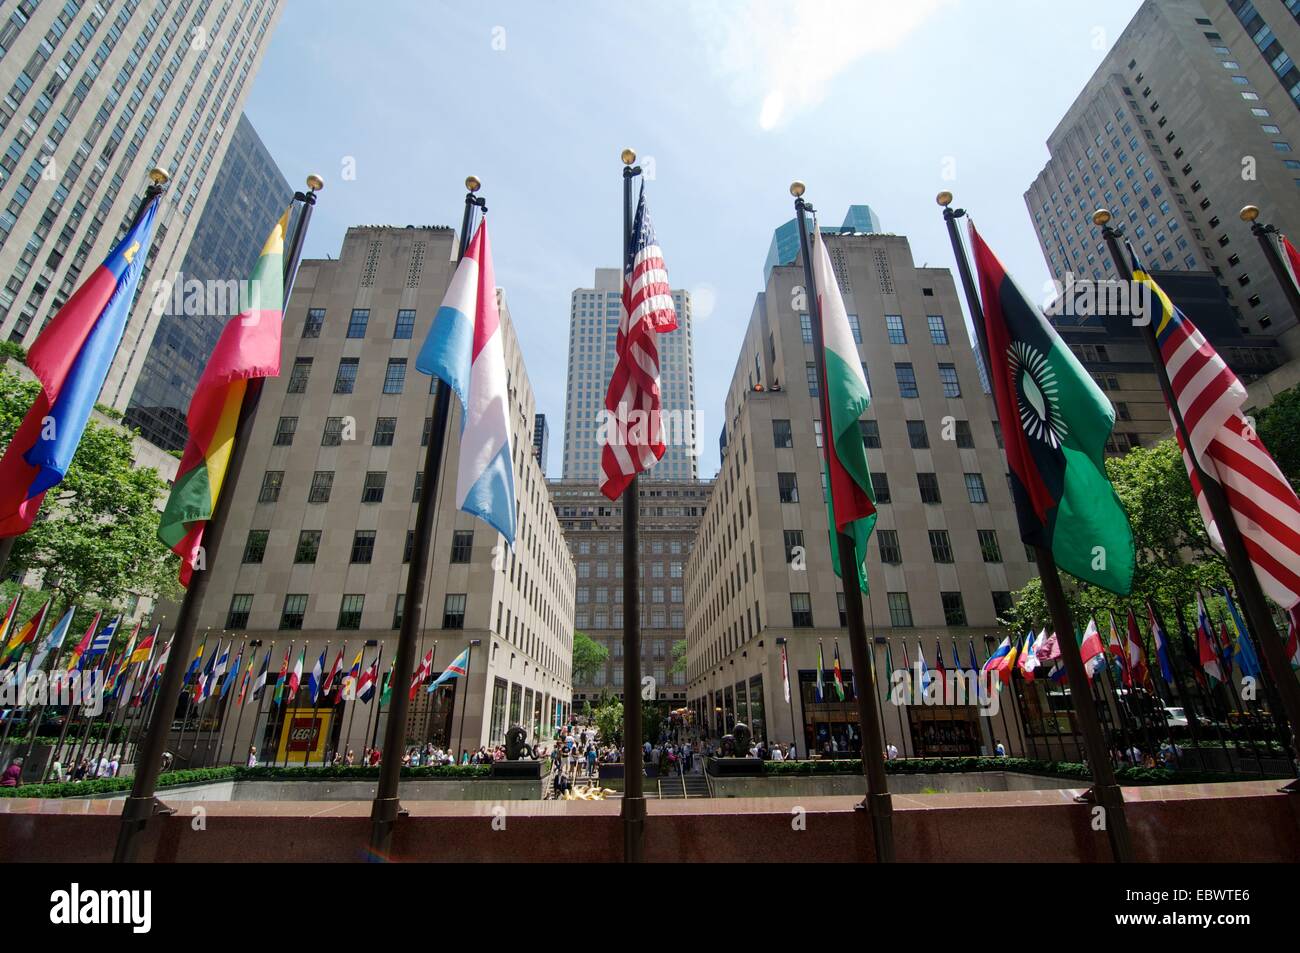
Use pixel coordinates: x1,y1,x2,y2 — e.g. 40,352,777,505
0,0,284,408
193,224,575,764
532,412,548,470
551,479,711,710
685,228,1042,759
1025,0,1300,350
562,268,696,482
124,113,291,452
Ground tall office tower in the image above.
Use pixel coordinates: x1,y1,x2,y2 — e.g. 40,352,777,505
124,114,291,451
685,226,1038,760
532,412,548,469
562,268,696,482
551,479,711,708
1025,0,1300,352
764,204,882,284
197,225,575,763
0,0,284,409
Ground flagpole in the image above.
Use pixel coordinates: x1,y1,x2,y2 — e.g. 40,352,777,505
619,149,647,864
938,193,1134,860
1097,208,1300,791
776,639,798,756
792,182,895,861
112,175,322,863
368,176,484,856
225,641,257,765
304,640,328,767
456,640,477,761
1242,205,1300,324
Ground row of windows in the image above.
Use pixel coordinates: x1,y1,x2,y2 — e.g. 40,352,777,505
787,589,1009,629
226,591,466,632
781,524,1005,566
805,362,961,399
241,528,474,567
274,414,436,448
776,470,987,505
301,308,418,340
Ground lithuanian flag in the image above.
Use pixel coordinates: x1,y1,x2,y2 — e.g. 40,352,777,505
159,209,290,585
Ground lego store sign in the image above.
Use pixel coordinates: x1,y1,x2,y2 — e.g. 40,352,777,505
275,709,332,762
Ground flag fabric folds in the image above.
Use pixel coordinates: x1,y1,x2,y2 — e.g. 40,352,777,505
0,196,161,536
409,648,434,700
1148,602,1175,685
1129,249,1300,609
598,185,679,500
1288,606,1300,670
781,642,791,704
159,208,289,586
2,600,49,666
416,218,516,544
968,222,1135,594
815,640,826,703
1220,588,1261,678
426,648,471,692
1197,593,1223,685
831,639,846,700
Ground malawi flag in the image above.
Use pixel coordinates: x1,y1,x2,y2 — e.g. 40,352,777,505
812,225,876,592
0,194,160,536
968,222,1134,595
159,208,290,586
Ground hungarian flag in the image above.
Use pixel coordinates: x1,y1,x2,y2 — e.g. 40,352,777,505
968,222,1134,594
812,225,876,591
1197,594,1223,685
159,208,290,586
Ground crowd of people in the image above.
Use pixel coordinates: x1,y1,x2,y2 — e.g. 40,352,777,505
0,753,121,786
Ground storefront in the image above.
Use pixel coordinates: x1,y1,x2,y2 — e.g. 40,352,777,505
798,670,861,757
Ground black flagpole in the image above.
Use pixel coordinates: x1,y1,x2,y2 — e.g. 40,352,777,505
369,177,485,855
1243,204,1300,324
1096,207,1300,791
113,174,322,863
791,181,895,862
620,148,646,864
938,193,1134,861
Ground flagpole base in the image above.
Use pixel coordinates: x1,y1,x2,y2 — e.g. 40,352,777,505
1280,778,1299,795
622,795,646,863
855,792,895,863
1074,787,1097,804
368,796,403,859
111,795,172,864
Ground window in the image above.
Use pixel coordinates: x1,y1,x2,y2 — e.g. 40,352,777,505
806,363,819,396
451,530,474,563
322,417,346,446
287,357,312,393
783,529,804,564
878,529,901,563
895,363,918,398
373,417,397,446
860,419,881,448
941,592,967,627
302,308,325,338
383,358,407,394
929,529,954,563
778,472,799,503
992,591,1014,618
273,416,297,446
955,420,974,448
226,594,253,629
790,593,813,628
938,363,961,398
964,472,988,503
334,358,359,394
887,592,913,627
280,594,307,631
295,530,321,564
346,308,370,338
872,472,891,504
978,529,1002,563
362,471,387,503
422,417,433,447
308,471,333,503
242,530,268,564
394,309,416,339
404,531,415,564
338,594,365,630
444,594,467,629
350,530,376,564
918,472,941,503
886,315,906,344
258,471,284,503
800,313,812,343
907,419,929,449
927,315,948,345
847,314,862,343
772,419,793,448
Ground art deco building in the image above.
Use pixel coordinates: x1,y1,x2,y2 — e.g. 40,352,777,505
194,224,575,764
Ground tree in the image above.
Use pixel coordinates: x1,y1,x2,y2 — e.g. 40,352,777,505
571,631,609,684
1254,385,1300,492
670,638,688,675
592,696,624,747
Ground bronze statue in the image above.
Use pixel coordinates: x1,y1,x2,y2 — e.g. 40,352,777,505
504,725,533,761
733,722,752,756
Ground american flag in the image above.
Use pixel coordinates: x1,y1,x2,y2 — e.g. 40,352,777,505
1130,247,1300,609
600,185,678,501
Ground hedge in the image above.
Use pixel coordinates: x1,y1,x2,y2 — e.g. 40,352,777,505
0,763,491,799
761,756,1274,786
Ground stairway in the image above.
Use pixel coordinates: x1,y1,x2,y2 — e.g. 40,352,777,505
656,770,711,798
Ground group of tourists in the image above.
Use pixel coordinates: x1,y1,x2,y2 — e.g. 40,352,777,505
0,754,120,786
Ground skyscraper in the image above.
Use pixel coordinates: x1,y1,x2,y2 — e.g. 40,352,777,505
0,0,284,409
124,114,291,452
1025,0,1300,350
562,268,696,482
532,412,548,470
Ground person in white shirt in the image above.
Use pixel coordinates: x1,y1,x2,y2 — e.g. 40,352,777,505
770,745,784,762
886,743,899,761
96,756,110,778
106,757,119,778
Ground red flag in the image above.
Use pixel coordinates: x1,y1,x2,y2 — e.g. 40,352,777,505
409,648,434,700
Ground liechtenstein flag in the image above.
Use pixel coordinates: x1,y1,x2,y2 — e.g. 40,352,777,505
416,219,516,546
0,193,160,536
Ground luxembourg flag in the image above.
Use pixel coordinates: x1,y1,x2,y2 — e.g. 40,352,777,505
416,219,516,545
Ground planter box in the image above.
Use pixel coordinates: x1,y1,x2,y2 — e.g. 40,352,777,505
490,760,543,780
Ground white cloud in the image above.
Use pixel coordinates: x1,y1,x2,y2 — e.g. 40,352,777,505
691,0,956,130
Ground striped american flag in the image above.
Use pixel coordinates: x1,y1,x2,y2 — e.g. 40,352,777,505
600,185,678,500
1130,246,1300,610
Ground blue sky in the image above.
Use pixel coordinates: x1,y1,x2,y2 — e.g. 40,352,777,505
244,0,1144,479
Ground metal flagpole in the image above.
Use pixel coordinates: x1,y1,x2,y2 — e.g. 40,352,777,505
303,640,329,767
362,644,385,763
225,641,258,765
939,193,1133,860
344,641,373,762
777,638,797,754
113,175,321,863
793,181,895,861
1097,209,1300,791
369,176,484,855
1244,205,1300,323
619,148,647,864
456,640,477,761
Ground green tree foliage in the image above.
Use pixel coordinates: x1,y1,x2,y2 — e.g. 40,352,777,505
571,630,609,684
670,638,687,675
1254,385,1300,492
0,368,182,613
592,696,623,746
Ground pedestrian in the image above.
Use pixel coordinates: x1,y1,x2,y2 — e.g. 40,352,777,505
994,740,1006,757
1,757,22,787
247,746,258,767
